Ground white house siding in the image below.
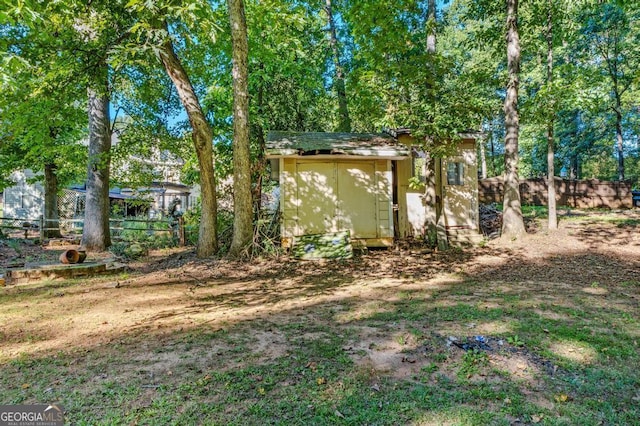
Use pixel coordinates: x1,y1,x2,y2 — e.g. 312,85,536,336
2,170,44,220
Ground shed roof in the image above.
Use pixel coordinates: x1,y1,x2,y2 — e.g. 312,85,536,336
266,131,410,159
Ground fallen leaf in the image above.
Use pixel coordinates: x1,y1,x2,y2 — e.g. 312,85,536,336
531,414,543,423
316,377,326,385
503,397,511,404
21,383,30,389
334,410,345,418
554,393,570,403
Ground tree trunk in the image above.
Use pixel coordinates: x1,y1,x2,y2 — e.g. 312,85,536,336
570,155,579,180
546,0,557,230
423,153,438,245
490,132,496,176
426,0,436,54
325,0,351,132
228,0,253,256
422,0,438,246
251,64,267,221
546,125,557,228
480,138,488,179
44,162,63,239
81,77,112,251
615,107,625,181
501,0,526,239
156,23,218,257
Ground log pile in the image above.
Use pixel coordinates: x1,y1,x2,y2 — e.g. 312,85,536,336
479,204,502,239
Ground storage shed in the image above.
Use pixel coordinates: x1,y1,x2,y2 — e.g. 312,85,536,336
266,131,481,249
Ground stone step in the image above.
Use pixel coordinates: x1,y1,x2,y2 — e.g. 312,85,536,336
6,262,108,285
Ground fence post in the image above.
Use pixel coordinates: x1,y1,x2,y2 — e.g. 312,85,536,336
39,215,44,240
178,216,185,247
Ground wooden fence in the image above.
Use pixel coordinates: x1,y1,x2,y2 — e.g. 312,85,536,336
0,216,191,245
478,177,633,209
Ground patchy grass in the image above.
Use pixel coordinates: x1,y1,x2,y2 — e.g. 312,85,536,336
1,210,640,424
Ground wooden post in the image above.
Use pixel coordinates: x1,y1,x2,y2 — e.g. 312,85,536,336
39,215,44,240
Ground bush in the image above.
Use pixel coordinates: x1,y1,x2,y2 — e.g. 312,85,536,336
182,203,201,246
182,203,235,252
109,216,179,258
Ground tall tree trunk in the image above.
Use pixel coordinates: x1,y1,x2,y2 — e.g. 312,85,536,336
43,162,62,239
228,0,253,256
423,0,438,246
570,155,579,180
490,133,496,176
501,0,526,239
252,63,267,221
480,138,488,179
615,106,625,180
156,24,217,257
426,0,436,54
325,0,351,132
81,75,112,251
546,0,557,230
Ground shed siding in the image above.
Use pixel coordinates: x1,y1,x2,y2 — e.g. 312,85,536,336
396,138,480,241
281,158,298,240
442,141,479,229
375,160,393,238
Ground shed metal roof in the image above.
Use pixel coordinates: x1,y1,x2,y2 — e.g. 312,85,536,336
266,131,410,159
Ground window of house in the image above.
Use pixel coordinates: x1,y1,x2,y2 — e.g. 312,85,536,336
447,162,465,185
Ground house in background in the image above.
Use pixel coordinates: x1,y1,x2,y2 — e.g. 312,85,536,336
266,131,481,249
119,181,195,218
1,172,151,222
113,145,198,218
3,172,196,221
2,170,45,220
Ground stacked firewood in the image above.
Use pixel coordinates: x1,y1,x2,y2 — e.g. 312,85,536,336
479,204,502,239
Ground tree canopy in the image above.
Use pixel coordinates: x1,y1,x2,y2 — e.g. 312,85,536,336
1,0,639,248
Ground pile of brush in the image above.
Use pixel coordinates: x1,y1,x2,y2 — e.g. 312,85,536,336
479,204,502,239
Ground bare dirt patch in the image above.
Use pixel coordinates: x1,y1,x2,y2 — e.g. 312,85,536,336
2,211,639,361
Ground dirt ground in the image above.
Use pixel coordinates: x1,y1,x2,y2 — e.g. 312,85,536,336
1,209,639,426
1,210,639,367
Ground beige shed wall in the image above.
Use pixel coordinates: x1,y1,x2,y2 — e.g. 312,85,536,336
396,138,479,240
442,140,479,230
